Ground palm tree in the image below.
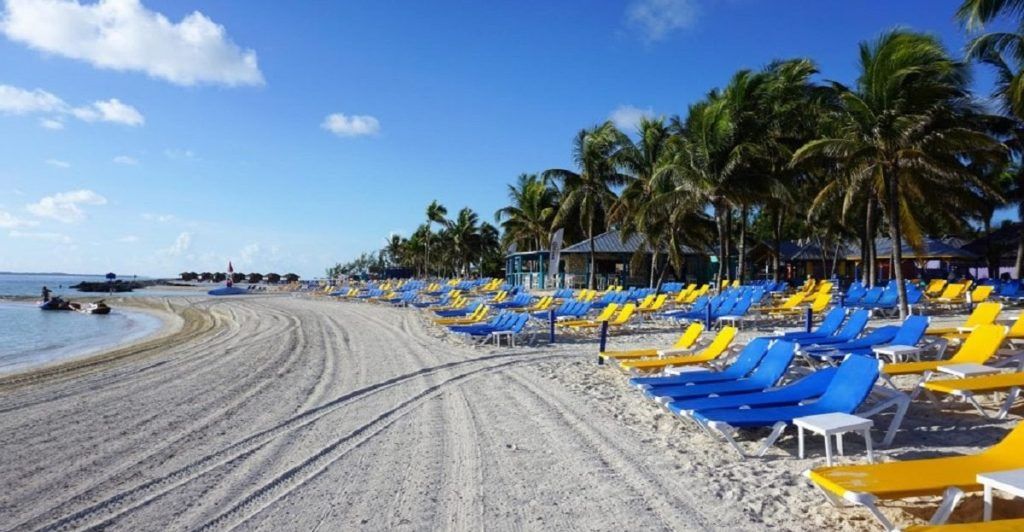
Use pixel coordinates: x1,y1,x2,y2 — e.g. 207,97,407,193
495,173,559,252
793,29,1005,318
664,91,739,288
959,0,1024,278
446,207,482,275
612,117,675,287
545,122,630,288
383,233,407,269
425,200,448,277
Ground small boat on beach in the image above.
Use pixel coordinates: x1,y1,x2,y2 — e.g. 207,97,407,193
73,301,112,315
208,261,250,296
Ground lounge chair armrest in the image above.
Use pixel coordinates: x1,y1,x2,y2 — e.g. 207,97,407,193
657,347,697,357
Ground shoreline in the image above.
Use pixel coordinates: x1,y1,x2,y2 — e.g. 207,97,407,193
0,296,192,388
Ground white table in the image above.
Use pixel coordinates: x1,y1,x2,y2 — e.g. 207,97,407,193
872,345,924,363
936,363,1000,378
978,469,1024,521
491,331,515,347
793,413,874,466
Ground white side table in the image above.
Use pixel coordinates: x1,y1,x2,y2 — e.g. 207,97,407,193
491,331,514,347
937,363,1000,378
872,345,923,363
978,469,1024,521
793,413,874,466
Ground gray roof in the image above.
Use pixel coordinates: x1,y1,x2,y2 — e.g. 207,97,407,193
561,230,702,255
845,237,979,261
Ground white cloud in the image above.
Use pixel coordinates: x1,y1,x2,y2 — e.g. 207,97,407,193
609,105,654,132
322,113,380,137
142,212,174,222
163,148,195,160
625,0,698,42
39,117,64,129
26,189,107,223
9,230,71,243
0,84,63,114
162,231,191,255
71,98,144,126
1,0,263,87
0,83,143,126
0,210,38,228
117,234,139,243
45,158,70,168
113,155,138,165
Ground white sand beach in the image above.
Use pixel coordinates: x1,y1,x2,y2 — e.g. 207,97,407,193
0,294,1020,531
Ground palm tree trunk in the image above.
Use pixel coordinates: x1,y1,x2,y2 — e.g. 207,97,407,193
866,199,877,287
1016,222,1024,280
588,212,596,289
649,247,657,289
725,208,734,282
737,204,748,283
715,204,727,292
771,207,782,283
984,216,997,280
886,174,909,319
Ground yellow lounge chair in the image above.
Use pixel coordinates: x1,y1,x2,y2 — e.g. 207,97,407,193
527,296,553,312
883,324,1008,393
619,326,738,373
805,422,1024,530
771,293,831,318
922,371,1024,419
756,293,805,313
637,294,668,315
599,322,704,362
433,305,489,325
925,302,1002,337
933,282,967,303
558,304,618,328
969,285,995,304
572,303,636,330
924,279,947,298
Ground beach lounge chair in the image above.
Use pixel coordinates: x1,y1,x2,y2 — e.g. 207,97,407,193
769,306,848,343
694,355,909,457
924,302,1002,337
805,422,1024,530
599,323,704,362
568,303,636,330
921,371,1024,418
670,367,838,416
618,326,738,373
924,278,947,298
434,305,490,325
882,324,1009,393
630,337,774,390
804,316,929,363
558,303,618,328
645,340,797,403
795,309,870,349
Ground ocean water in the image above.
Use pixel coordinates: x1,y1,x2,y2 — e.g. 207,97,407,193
0,273,206,298
0,301,164,374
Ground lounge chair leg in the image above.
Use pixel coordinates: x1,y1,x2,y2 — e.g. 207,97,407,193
845,493,896,531
708,421,747,458
964,393,991,418
998,387,1020,419
929,487,964,525
755,421,788,457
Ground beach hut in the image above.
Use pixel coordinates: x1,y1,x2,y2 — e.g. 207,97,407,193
556,230,713,288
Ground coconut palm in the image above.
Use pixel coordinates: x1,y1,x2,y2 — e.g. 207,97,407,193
425,200,448,277
495,173,559,252
793,29,1005,318
612,117,676,287
545,122,630,288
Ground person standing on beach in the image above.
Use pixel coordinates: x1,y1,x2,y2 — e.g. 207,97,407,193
41,286,51,302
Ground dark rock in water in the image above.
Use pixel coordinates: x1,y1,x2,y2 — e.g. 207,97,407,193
71,280,158,292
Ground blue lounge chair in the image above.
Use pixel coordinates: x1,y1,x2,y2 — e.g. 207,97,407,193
795,309,869,348
801,325,900,357
770,306,847,343
813,315,929,360
646,340,797,402
630,338,772,390
694,355,908,456
670,368,838,414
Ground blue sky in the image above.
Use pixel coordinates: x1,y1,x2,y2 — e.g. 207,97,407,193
0,0,1006,277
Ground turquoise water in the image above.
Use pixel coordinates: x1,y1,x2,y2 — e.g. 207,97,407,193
0,302,164,374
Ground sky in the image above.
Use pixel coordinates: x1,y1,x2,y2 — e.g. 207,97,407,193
0,0,1009,278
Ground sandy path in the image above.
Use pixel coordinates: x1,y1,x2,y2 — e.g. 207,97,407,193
0,295,753,531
